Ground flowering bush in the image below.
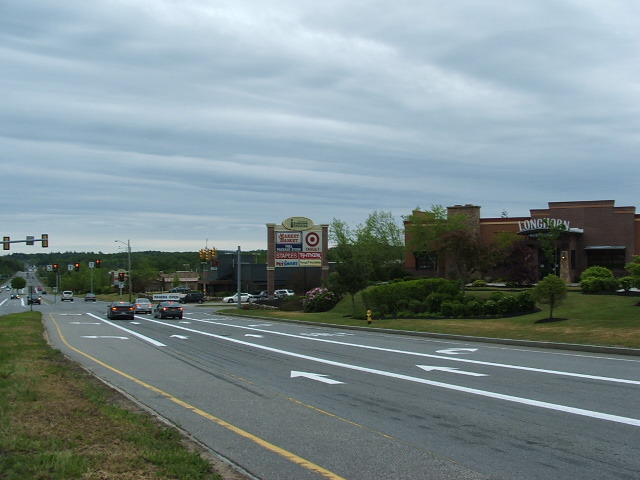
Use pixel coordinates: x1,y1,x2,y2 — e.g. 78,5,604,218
302,287,340,313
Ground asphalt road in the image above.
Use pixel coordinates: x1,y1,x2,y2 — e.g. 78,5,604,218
4,290,640,480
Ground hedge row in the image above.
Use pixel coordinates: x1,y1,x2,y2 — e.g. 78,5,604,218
362,278,535,318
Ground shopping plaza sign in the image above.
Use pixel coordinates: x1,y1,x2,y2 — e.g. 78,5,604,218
272,217,324,267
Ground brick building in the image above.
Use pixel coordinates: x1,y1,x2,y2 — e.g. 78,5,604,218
405,200,640,282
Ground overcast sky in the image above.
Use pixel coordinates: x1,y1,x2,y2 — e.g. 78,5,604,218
2,1,639,254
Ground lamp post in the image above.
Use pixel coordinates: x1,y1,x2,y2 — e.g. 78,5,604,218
115,239,132,302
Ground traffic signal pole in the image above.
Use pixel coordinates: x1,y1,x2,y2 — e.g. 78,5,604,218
2,234,49,250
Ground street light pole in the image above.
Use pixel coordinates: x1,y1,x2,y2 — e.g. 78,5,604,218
115,239,132,302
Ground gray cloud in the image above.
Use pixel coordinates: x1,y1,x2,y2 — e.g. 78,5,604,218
1,0,639,253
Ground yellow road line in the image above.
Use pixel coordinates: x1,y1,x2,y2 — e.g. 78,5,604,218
49,314,347,480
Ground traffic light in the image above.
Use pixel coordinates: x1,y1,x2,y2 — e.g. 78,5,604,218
199,249,205,259
3,236,9,250
205,249,211,261
95,259,101,268
74,262,80,271
118,272,125,281
212,247,217,258
53,264,59,272
41,234,48,248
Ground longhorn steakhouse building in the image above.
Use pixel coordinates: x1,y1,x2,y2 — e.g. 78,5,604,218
404,200,640,283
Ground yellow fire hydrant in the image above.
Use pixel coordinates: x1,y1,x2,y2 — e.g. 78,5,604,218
366,309,372,325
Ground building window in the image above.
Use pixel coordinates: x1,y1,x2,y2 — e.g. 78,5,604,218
414,252,437,270
586,248,626,269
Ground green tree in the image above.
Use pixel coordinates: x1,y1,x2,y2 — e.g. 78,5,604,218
531,274,567,319
537,223,567,276
10,276,27,291
353,211,405,281
405,205,494,289
327,219,371,315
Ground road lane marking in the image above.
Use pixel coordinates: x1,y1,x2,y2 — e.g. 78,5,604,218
147,317,640,427
48,314,347,480
436,348,478,354
291,371,345,384
86,313,166,347
417,366,488,377
190,318,640,386
82,336,128,340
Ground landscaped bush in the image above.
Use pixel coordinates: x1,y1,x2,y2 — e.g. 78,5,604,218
424,292,454,313
619,276,634,292
361,277,461,315
581,277,619,293
579,265,619,293
361,277,535,318
302,287,340,312
580,266,614,280
471,279,487,287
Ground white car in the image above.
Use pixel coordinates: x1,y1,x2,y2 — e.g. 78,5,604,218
223,293,253,303
274,289,295,299
61,290,74,302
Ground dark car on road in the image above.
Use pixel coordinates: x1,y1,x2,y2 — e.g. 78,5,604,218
107,301,135,320
153,301,184,319
27,293,42,305
179,292,204,304
85,293,97,302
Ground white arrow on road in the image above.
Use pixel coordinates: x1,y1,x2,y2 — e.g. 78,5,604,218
245,334,264,338
291,371,345,385
170,335,189,339
435,348,478,355
81,336,128,340
417,365,488,377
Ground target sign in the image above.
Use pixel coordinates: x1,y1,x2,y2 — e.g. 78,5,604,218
304,231,321,251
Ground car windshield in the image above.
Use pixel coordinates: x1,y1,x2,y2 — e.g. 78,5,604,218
135,299,151,303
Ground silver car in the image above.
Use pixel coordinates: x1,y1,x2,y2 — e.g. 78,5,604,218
133,298,153,314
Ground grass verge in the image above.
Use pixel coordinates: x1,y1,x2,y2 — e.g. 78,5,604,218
223,290,640,349
0,311,223,480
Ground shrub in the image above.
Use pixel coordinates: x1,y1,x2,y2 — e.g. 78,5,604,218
489,291,505,302
302,287,340,312
464,298,485,316
483,300,500,315
619,276,634,292
424,292,453,313
471,279,487,287
440,301,467,317
580,277,619,293
580,266,614,280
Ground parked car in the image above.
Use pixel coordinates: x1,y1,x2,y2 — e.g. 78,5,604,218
179,292,204,304
223,293,253,303
61,290,74,302
27,293,42,305
252,290,268,300
153,301,184,319
133,298,153,313
274,289,295,299
107,301,135,320
84,293,97,302
169,286,190,293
